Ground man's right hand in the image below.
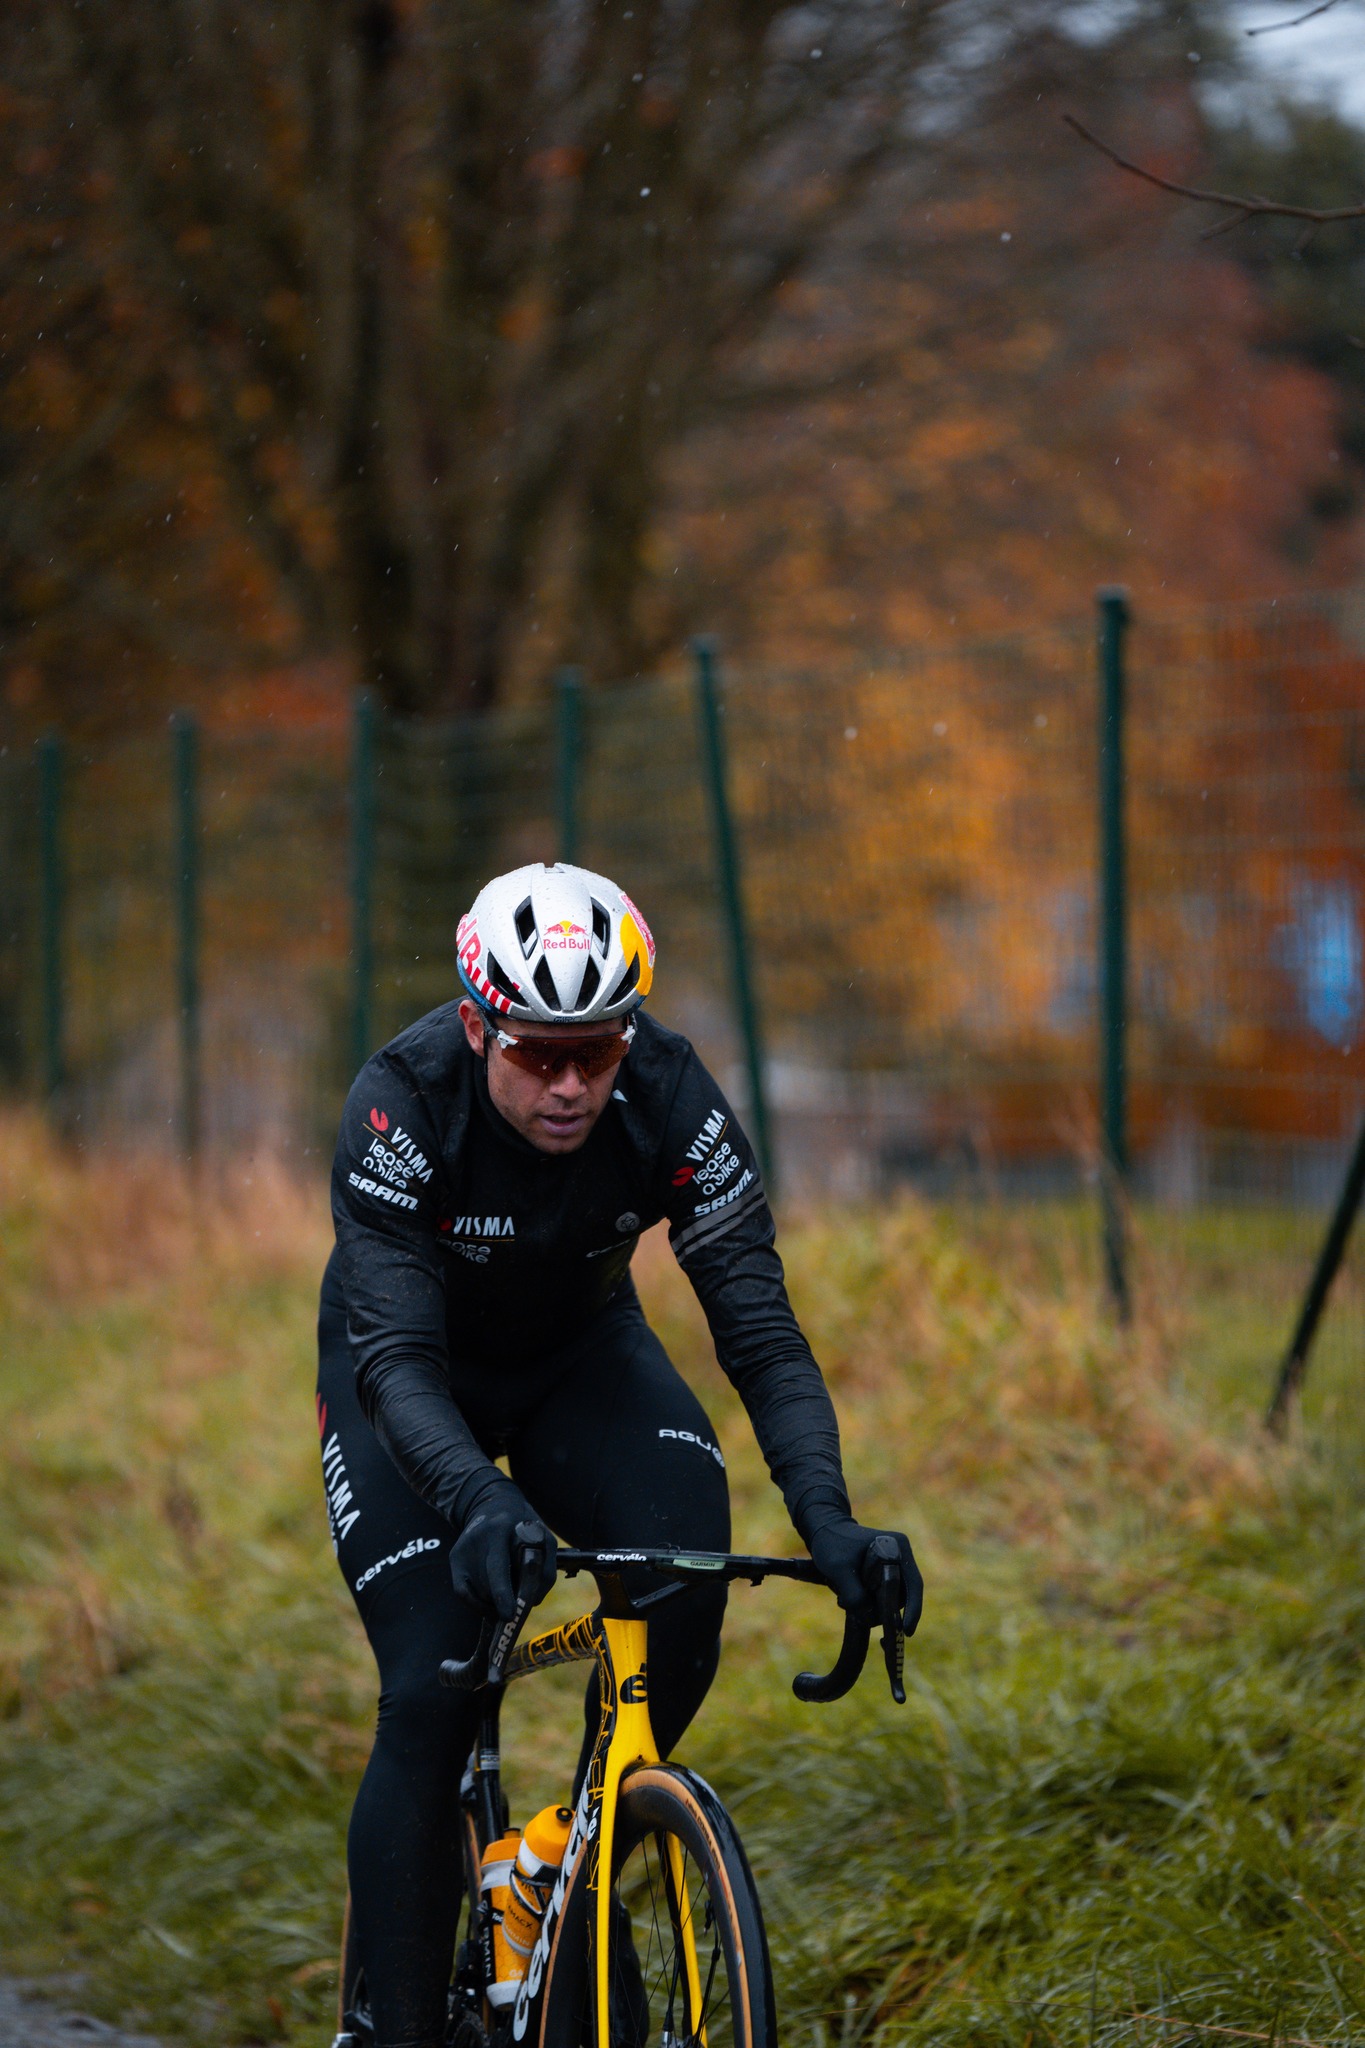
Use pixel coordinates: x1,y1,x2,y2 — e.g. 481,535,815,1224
449,1487,557,1620
809,1516,923,1637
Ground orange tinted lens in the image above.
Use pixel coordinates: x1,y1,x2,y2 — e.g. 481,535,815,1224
569,1035,632,1079
498,1033,631,1080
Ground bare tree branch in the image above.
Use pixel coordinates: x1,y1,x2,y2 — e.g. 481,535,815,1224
1246,0,1345,34
1063,114,1365,228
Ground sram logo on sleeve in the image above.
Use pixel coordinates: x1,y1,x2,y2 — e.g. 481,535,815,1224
688,1166,754,1220
349,1171,419,1212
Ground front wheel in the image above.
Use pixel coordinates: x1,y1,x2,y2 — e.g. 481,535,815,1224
538,1764,776,2048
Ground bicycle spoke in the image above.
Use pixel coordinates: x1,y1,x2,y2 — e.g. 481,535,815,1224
663,1917,685,2040
663,1839,697,2034
699,1930,722,2026
615,1829,735,2048
642,1833,672,2002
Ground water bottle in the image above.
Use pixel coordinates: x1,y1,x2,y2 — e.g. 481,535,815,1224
500,1805,575,1963
479,1827,522,2010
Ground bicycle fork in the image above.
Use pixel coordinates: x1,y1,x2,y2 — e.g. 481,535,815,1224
592,1615,706,2048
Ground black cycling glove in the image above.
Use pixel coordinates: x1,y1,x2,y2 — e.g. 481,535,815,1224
449,1481,558,1620
809,1517,923,1636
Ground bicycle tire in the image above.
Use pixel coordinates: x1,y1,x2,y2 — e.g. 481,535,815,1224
536,1763,776,2048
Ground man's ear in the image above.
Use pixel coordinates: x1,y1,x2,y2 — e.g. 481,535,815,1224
457,998,487,1057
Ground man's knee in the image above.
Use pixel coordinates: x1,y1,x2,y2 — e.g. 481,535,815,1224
367,1570,482,1765
377,1656,464,1740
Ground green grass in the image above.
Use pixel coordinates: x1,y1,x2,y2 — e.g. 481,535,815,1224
2,1115,1364,2046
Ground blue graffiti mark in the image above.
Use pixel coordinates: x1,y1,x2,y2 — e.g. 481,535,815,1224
1280,880,1362,1049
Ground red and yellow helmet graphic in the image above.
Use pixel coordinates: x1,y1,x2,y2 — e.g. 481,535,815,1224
619,892,655,1000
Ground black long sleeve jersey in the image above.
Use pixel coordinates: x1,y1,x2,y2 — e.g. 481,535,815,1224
331,1003,852,1546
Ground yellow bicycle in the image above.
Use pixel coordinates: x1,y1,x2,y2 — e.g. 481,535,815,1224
338,1534,907,2048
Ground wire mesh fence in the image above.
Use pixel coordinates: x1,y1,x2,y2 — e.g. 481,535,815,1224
1129,597,1365,1206
3,587,1365,1217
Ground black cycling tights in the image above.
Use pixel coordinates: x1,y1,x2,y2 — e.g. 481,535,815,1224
321,1291,731,2048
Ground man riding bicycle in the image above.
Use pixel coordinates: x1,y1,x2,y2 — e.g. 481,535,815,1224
317,861,923,2048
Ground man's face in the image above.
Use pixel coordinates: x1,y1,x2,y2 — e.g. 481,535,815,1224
457,999,624,1154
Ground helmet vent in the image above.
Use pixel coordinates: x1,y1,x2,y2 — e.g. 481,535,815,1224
605,954,640,1008
513,898,537,958
533,958,563,1011
590,900,611,953
486,953,522,1004
576,956,601,1011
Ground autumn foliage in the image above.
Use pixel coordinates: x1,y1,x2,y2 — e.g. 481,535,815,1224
664,32,1365,665
1,7,1363,738
2,7,1365,1186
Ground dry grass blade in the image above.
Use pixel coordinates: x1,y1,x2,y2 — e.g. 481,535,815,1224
1126,2019,1333,2045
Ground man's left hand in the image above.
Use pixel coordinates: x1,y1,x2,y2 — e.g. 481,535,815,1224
809,1517,923,1636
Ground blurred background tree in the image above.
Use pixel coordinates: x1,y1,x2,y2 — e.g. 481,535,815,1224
1,0,1363,731
7,0,981,718
1214,100,1365,510
0,5,278,729
664,7,1365,656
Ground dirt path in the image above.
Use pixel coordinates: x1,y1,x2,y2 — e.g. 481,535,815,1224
0,1984,158,2048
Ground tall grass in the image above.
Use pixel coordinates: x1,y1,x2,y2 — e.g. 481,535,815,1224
1,1113,1361,2046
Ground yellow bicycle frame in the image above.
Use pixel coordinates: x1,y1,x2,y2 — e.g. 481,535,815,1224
505,1606,707,2048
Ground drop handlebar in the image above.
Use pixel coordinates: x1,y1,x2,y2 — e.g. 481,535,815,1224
438,1533,907,1705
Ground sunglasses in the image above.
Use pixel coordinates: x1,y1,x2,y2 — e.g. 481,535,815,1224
488,1020,635,1081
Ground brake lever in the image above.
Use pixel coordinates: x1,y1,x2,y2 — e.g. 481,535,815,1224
438,1523,549,1692
869,1533,907,1705
487,1532,545,1686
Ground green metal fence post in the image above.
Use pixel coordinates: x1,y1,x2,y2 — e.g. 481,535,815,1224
37,733,65,1107
1097,586,1131,1322
692,637,774,1192
351,691,377,1077
1266,1114,1365,1432
171,712,201,1161
556,666,583,864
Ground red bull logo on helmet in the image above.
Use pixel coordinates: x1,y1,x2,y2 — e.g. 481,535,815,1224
543,918,589,953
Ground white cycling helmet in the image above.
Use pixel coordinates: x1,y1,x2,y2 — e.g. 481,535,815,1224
456,862,655,1024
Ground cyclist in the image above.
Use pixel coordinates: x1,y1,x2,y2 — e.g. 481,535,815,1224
317,861,922,2048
